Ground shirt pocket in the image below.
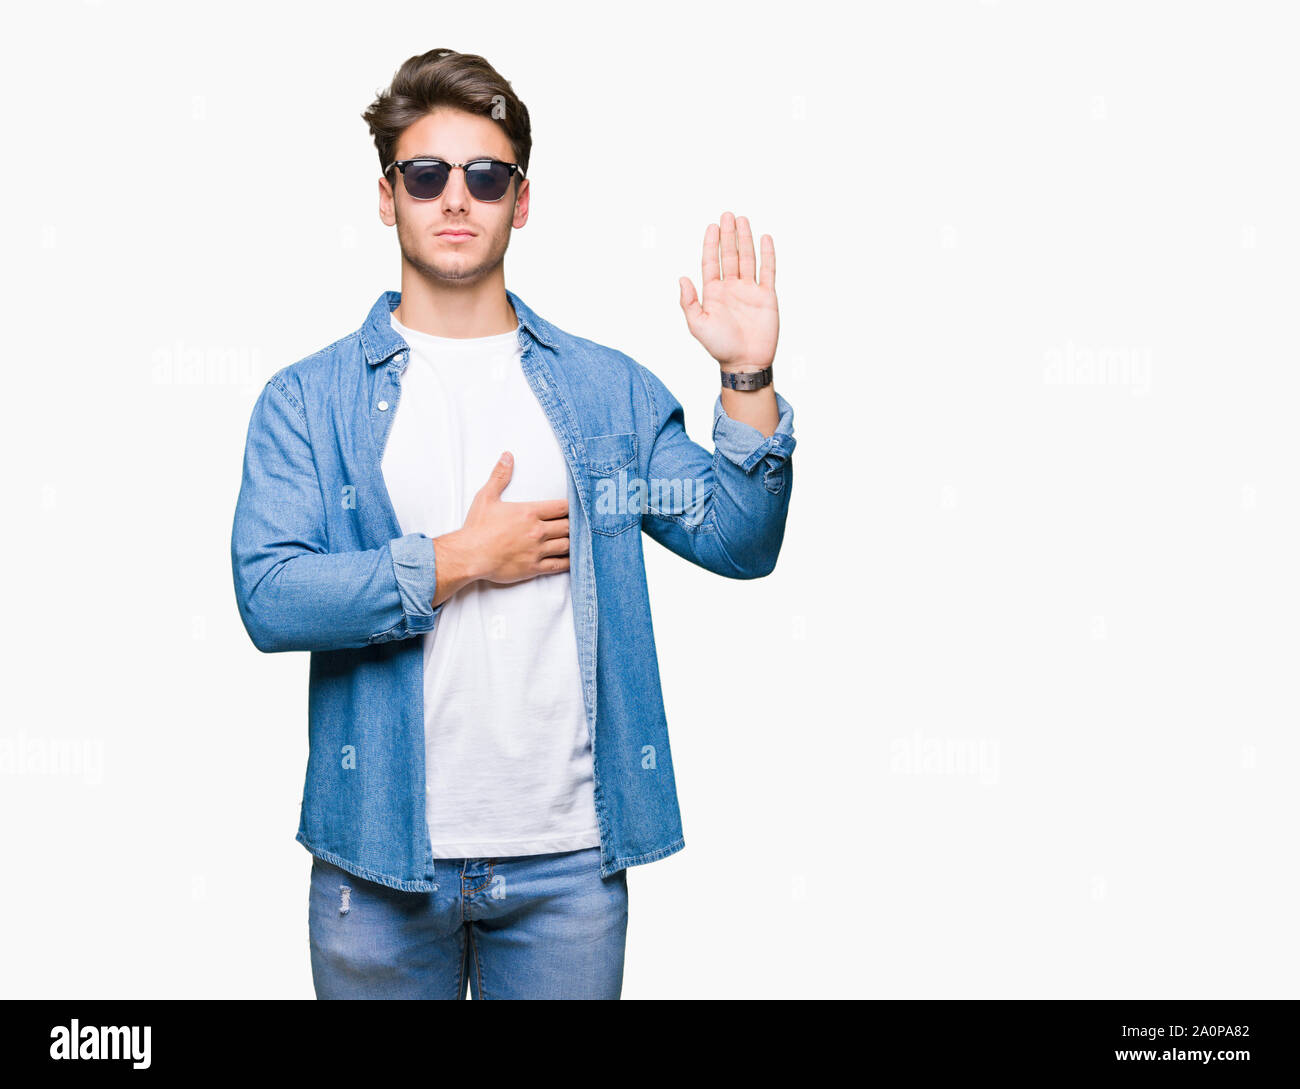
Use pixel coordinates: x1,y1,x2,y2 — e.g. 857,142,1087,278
583,431,639,536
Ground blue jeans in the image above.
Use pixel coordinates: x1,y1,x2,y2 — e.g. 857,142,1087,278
308,847,629,999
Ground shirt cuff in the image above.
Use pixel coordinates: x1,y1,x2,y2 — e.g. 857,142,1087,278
712,390,797,473
389,532,441,635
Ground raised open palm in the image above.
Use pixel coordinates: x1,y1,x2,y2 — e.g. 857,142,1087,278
678,211,779,372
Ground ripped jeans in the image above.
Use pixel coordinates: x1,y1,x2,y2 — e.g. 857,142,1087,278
307,847,629,999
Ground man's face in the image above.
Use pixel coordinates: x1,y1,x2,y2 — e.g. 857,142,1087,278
379,107,529,285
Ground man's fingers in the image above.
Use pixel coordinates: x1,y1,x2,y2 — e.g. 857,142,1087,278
701,221,720,284
539,517,569,540
539,534,570,558
759,233,776,289
719,211,739,280
737,215,756,282
528,497,569,520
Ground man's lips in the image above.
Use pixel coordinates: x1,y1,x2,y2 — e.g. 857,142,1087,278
437,229,474,239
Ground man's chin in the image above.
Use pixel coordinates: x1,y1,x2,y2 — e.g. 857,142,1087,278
407,256,490,284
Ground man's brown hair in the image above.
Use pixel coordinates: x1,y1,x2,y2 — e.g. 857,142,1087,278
361,48,532,189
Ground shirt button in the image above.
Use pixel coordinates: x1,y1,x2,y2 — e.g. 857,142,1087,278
378,400,389,411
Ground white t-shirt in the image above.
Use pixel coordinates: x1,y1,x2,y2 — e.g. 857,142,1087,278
380,309,600,858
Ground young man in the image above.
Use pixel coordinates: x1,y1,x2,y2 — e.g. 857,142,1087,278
230,48,796,1000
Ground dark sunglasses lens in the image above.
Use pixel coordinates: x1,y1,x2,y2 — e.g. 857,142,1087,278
403,161,450,199
465,161,513,201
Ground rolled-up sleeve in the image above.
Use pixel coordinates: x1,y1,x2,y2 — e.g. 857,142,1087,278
388,532,441,636
712,392,797,491
231,373,444,653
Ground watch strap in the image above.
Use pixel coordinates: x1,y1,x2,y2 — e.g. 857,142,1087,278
720,365,773,391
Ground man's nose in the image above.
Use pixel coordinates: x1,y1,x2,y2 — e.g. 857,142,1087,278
440,166,471,211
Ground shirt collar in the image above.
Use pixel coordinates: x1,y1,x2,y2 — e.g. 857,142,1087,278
360,288,559,366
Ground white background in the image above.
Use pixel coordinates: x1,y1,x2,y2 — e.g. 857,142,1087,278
2,0,1296,999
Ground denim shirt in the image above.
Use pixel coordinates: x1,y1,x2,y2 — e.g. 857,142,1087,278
231,289,796,890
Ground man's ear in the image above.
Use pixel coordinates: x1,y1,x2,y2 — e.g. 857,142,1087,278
512,177,530,229
379,177,397,227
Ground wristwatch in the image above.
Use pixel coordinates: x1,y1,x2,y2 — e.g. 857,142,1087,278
720,365,773,391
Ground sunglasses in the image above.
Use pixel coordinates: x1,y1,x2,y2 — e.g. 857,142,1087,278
384,157,524,203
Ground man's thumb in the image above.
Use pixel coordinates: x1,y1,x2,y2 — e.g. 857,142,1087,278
679,277,704,332
482,451,513,497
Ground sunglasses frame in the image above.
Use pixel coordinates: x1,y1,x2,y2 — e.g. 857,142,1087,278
383,157,525,202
